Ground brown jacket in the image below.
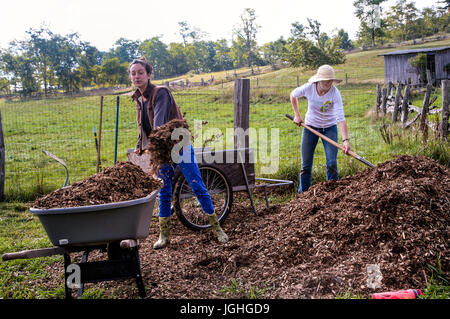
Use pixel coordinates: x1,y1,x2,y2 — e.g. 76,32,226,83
132,82,184,153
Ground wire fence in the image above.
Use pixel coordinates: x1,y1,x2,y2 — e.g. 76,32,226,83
0,67,441,200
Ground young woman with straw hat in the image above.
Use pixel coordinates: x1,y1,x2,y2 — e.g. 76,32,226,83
290,64,351,193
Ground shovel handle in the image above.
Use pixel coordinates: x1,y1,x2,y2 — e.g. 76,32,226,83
285,114,375,168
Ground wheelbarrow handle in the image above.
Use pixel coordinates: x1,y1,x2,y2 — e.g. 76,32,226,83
2,247,66,261
285,114,375,168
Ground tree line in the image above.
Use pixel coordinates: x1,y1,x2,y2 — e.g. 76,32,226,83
0,1,448,97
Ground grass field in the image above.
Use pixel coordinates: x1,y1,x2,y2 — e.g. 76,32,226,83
0,39,449,299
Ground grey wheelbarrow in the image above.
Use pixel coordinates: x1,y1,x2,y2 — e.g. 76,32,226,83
1,189,160,299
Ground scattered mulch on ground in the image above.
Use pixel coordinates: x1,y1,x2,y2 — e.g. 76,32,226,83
146,119,190,173
32,162,162,209
37,155,448,299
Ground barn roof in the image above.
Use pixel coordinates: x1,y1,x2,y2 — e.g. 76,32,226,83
378,46,450,56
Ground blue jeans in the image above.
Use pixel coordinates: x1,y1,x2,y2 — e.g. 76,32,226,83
157,144,214,217
298,125,338,193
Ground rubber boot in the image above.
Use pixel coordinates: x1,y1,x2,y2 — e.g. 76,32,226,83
208,212,229,243
153,216,170,249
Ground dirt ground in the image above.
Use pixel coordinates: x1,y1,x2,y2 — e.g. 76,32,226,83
34,155,449,299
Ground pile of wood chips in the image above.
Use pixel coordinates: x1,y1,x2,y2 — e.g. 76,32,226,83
37,155,449,299
145,119,190,173
32,162,162,209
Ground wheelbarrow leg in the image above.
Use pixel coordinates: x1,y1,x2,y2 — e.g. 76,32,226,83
63,253,72,299
77,250,90,299
132,247,146,298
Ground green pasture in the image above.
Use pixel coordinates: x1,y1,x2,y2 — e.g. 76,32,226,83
1,82,447,201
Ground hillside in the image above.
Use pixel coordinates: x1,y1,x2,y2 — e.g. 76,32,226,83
154,38,450,90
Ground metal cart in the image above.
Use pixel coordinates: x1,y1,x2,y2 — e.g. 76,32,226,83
128,147,293,230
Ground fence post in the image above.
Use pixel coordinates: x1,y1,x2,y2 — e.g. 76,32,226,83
297,76,300,87
420,84,432,140
392,83,403,122
401,84,411,126
376,84,381,115
97,96,104,173
388,82,394,97
0,109,4,201
381,87,388,115
441,80,449,140
234,79,250,149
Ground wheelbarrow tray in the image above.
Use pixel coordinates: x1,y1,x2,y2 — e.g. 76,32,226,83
30,189,159,246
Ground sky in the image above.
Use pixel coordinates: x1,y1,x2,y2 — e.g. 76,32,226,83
0,0,440,52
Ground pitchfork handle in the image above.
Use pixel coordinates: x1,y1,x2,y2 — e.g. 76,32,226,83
285,114,375,168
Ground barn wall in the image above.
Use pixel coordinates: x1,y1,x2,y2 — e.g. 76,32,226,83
435,50,450,81
384,54,420,84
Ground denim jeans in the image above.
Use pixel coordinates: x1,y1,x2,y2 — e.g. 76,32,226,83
298,125,338,193
157,144,214,217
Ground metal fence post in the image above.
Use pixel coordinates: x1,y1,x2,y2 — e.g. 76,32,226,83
442,80,449,140
0,108,4,201
114,96,120,164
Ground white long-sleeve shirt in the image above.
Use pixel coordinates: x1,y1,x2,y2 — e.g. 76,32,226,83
290,82,345,128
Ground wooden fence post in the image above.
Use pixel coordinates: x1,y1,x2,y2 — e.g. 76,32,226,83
376,84,381,115
388,82,394,97
0,108,4,201
420,84,432,139
401,84,411,126
234,79,250,150
392,83,403,122
381,87,388,115
441,80,449,140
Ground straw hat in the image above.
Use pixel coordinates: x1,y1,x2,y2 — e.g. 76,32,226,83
308,65,342,83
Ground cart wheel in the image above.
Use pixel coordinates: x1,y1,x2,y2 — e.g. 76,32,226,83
173,165,233,231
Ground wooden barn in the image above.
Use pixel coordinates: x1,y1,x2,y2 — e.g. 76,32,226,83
379,46,450,85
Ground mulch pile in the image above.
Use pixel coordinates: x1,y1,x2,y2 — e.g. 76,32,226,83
146,118,190,173
32,162,162,209
36,155,448,298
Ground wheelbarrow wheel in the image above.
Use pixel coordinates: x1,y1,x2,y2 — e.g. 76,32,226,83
173,165,233,231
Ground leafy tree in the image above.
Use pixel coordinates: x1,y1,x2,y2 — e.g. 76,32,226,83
354,0,387,46
0,43,39,96
139,37,170,79
78,42,102,87
168,42,189,76
105,38,140,63
184,41,212,74
213,39,234,71
50,33,83,93
437,0,450,10
385,0,420,42
26,27,55,96
409,53,427,83
306,18,322,47
286,36,345,70
229,37,247,69
261,37,288,69
100,57,128,86
233,8,261,69
178,21,206,46
290,21,306,40
333,29,354,50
